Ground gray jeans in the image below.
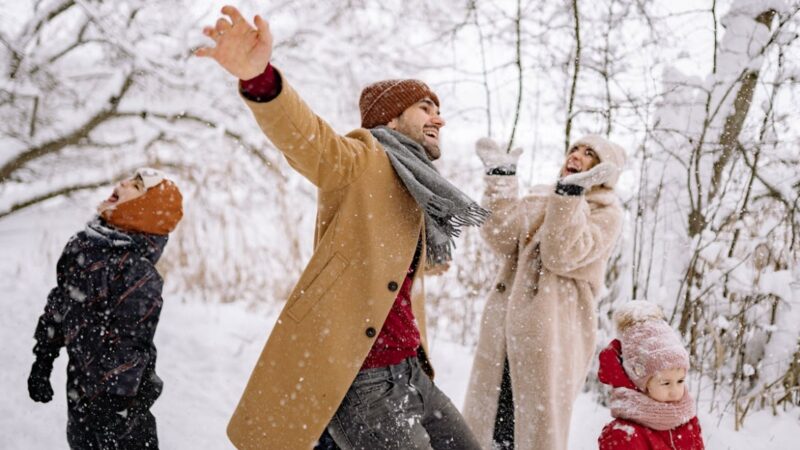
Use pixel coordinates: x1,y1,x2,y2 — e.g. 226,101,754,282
327,357,480,450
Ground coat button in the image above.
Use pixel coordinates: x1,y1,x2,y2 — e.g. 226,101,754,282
496,282,506,293
388,281,399,292
365,327,377,338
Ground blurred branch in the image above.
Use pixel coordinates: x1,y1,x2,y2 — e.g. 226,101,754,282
0,73,135,182
711,0,718,75
0,179,112,219
506,0,523,152
472,1,493,137
601,0,615,136
28,96,39,138
707,9,777,203
737,142,794,210
0,161,186,219
41,21,92,69
9,0,77,79
120,111,285,179
564,0,581,152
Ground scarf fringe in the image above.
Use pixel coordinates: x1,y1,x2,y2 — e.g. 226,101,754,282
424,196,455,217
424,199,491,233
449,203,491,227
426,241,454,265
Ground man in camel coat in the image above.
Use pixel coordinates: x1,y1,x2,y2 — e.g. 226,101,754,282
196,6,486,450
463,135,625,450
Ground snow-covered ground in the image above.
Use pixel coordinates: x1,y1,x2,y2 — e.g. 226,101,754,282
1,205,797,449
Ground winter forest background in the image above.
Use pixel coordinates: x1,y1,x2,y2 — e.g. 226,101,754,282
2,0,800,448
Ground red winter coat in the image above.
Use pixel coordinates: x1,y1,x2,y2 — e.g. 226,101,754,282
597,339,705,450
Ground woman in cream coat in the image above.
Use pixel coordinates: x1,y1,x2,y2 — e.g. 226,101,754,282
464,135,625,450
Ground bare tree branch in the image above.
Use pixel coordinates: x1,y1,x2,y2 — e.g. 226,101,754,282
0,74,135,182
0,161,185,219
564,0,581,152
708,9,777,202
506,0,523,152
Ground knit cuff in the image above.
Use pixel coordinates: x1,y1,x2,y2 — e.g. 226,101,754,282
555,181,584,196
486,165,516,176
239,64,283,103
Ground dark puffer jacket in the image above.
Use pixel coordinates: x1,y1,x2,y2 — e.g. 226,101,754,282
33,218,167,408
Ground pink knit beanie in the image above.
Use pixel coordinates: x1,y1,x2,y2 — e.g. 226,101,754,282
613,301,690,391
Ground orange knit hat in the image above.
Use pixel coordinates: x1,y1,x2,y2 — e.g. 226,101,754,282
104,177,183,236
359,79,440,129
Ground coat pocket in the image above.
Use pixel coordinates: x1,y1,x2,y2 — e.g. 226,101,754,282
287,252,349,322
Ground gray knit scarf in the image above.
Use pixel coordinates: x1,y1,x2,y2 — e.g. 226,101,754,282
370,126,490,265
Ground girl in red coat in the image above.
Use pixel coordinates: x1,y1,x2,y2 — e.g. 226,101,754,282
597,301,705,450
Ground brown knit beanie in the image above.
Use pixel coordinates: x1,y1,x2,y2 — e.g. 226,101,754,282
104,177,183,236
359,79,440,129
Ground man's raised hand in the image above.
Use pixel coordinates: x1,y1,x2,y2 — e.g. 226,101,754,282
195,5,272,80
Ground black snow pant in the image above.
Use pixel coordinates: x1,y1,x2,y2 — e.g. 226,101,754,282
493,357,514,449
67,395,158,450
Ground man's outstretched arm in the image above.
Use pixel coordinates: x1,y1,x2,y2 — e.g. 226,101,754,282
195,5,370,191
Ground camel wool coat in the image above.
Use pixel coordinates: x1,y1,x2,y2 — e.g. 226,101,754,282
463,175,622,450
226,73,433,449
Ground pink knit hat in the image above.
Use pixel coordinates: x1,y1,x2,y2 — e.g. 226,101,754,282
613,301,690,391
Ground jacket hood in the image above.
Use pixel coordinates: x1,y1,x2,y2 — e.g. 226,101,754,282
598,339,638,390
85,217,169,264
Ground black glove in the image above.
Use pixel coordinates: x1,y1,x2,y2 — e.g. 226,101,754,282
28,359,54,403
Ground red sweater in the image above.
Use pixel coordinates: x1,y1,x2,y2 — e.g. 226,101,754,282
240,67,422,369
597,340,705,450
360,266,421,369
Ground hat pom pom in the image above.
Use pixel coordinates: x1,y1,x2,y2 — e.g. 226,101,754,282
613,300,664,333
136,167,166,190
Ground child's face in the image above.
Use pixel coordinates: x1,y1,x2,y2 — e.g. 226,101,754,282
97,175,147,214
645,368,686,403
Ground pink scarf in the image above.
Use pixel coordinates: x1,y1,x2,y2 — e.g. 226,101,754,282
609,387,696,431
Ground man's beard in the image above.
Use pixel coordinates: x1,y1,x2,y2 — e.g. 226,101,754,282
394,120,440,161
407,128,440,161
422,141,441,161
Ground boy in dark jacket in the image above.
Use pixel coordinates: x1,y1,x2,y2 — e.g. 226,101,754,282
27,168,183,449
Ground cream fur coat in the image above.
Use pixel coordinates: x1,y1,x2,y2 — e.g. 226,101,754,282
463,175,623,450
